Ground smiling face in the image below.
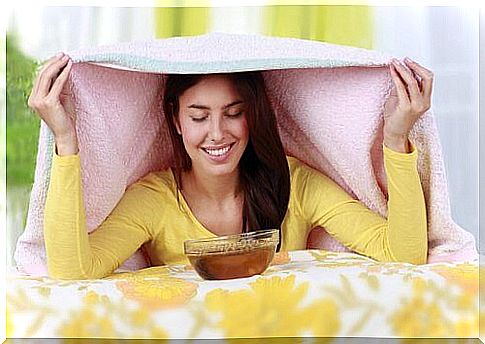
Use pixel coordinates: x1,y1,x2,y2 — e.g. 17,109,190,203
174,74,249,179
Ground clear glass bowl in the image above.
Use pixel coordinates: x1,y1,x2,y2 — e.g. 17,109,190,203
184,229,279,280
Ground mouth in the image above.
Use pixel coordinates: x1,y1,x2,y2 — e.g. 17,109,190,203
201,143,235,160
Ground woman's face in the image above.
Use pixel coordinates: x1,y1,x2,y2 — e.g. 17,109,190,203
175,74,249,178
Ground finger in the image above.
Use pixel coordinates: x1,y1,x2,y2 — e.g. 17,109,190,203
32,53,64,96
404,57,433,75
36,54,70,97
389,63,410,104
36,52,64,90
48,59,72,99
406,63,423,93
404,58,433,101
392,59,421,102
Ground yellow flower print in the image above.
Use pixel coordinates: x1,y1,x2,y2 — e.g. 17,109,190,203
390,277,456,337
309,250,340,261
390,294,447,337
456,293,475,311
430,263,478,295
116,276,198,310
58,290,170,339
58,297,116,338
131,308,150,327
300,299,340,337
105,266,172,280
454,314,479,337
84,290,110,305
318,261,370,269
150,327,170,339
204,275,340,337
358,272,380,292
412,276,427,294
270,251,291,265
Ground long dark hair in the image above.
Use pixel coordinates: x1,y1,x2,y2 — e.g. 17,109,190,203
163,72,290,251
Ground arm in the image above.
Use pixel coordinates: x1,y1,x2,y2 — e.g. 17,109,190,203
44,149,153,279
383,141,428,263
296,142,427,264
29,54,154,279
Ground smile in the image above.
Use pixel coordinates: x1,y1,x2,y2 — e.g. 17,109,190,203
202,143,235,158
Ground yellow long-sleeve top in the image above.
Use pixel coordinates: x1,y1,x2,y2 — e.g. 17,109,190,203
44,143,427,279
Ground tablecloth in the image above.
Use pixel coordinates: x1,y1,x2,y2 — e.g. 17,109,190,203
6,249,480,340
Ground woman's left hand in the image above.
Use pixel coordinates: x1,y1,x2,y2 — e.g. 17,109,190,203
383,57,434,153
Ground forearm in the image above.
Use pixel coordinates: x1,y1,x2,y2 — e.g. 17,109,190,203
383,141,428,264
43,150,112,279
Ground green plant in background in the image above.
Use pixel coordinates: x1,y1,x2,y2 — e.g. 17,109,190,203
6,33,40,187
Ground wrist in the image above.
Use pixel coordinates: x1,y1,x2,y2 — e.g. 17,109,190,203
55,133,79,156
383,134,410,153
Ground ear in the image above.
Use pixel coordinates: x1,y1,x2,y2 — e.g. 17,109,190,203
173,116,182,135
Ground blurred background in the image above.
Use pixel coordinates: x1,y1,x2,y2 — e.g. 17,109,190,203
4,5,480,267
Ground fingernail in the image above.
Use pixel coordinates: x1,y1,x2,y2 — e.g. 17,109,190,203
56,52,64,58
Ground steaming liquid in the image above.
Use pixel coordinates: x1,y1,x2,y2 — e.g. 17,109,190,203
188,247,275,280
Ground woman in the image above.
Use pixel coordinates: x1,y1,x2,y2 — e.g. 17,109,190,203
29,53,432,279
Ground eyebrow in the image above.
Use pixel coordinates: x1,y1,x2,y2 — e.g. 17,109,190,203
187,100,244,110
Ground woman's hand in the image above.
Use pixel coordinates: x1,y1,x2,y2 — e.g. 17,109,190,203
28,53,78,155
383,57,434,153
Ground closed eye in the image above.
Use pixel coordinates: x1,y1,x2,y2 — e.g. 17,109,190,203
225,112,242,118
191,116,208,122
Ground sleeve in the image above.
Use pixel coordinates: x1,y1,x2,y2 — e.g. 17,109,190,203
294,141,427,264
43,150,154,279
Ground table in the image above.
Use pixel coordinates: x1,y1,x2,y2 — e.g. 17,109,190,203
6,249,480,340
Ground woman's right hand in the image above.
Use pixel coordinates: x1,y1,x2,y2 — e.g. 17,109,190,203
28,53,78,155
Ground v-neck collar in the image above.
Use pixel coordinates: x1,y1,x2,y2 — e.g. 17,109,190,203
169,168,219,238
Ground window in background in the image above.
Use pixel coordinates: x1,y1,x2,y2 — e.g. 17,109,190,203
263,5,373,49
373,6,479,251
154,5,210,38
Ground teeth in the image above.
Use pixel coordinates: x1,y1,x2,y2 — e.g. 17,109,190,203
205,145,231,156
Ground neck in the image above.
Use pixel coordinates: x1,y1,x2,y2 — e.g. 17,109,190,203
183,167,242,203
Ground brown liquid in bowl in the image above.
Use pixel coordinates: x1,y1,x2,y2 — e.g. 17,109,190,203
188,246,275,280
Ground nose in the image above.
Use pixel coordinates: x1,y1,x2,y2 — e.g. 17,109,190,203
208,115,225,142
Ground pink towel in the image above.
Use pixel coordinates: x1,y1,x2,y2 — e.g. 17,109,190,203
14,33,478,276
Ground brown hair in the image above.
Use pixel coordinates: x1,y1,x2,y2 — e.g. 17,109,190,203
162,72,290,251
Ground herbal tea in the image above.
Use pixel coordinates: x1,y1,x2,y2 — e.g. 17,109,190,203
188,246,275,280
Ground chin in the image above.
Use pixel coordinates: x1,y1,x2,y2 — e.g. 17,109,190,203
197,155,240,176
207,163,240,177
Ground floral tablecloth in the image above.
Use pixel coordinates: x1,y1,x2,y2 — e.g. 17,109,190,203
6,249,480,340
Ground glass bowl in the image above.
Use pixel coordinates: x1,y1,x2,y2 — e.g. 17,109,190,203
184,229,279,280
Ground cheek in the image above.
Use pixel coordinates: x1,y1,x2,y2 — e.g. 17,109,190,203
233,117,249,142
180,123,205,149
241,120,249,144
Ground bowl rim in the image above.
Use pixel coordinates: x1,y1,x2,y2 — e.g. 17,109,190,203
184,228,279,254
184,228,278,244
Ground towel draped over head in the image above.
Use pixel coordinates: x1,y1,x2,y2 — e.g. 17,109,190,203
14,32,478,275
